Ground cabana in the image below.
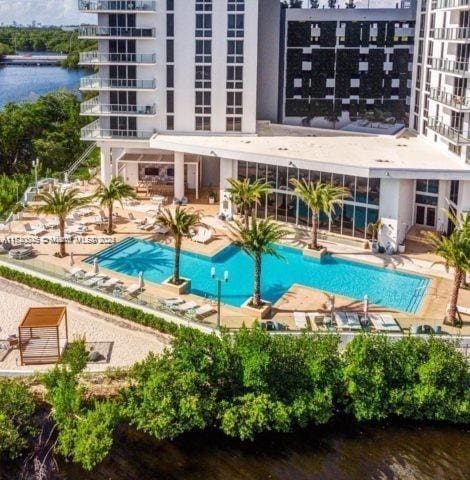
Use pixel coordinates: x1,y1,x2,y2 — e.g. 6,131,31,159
18,306,69,366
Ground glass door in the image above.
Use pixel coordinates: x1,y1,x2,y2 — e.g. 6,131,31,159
415,205,436,228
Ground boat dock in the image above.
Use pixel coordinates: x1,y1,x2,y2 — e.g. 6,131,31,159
0,54,67,66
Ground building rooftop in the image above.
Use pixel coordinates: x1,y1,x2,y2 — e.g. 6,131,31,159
149,123,470,180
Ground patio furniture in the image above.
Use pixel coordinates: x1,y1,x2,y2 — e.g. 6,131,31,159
410,325,423,334
40,218,59,229
125,283,143,297
68,267,85,279
153,225,170,235
192,304,216,319
173,301,198,313
261,320,286,331
83,274,108,287
335,312,362,331
18,306,68,366
99,277,123,291
308,312,331,331
368,313,401,333
128,212,146,225
159,297,184,307
293,312,309,330
9,246,34,260
191,227,213,244
24,222,47,236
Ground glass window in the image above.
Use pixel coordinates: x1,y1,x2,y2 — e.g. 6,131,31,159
277,166,288,191
355,177,368,204
267,164,277,189
237,161,247,179
344,176,356,200
368,178,380,206
287,195,298,224
320,172,332,184
428,179,439,194
450,180,459,205
365,208,378,239
266,192,277,218
247,162,257,181
297,199,310,227
343,204,355,237
288,167,298,191
416,194,438,206
298,169,310,183
276,193,288,222
257,164,267,182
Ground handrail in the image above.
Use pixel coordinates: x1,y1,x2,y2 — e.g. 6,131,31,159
78,0,157,12
66,143,97,177
79,26,156,38
79,51,156,64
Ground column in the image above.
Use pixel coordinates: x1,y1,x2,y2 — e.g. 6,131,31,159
174,152,185,201
219,157,235,216
100,146,112,186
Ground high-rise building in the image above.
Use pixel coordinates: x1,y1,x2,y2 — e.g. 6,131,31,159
281,6,416,129
410,0,469,164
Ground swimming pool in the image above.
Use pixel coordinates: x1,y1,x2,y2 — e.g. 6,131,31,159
86,237,429,313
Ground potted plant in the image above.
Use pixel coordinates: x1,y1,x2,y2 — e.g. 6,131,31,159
208,191,217,205
367,219,382,253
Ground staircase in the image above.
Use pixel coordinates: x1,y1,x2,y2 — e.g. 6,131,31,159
65,142,97,179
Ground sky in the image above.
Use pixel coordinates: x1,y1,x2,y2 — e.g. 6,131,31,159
0,0,398,26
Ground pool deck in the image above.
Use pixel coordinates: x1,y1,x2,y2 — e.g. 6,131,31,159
2,193,470,336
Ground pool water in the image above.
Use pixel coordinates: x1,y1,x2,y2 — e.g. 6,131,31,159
86,238,429,313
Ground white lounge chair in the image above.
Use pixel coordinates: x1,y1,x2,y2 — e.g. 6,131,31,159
160,297,184,307
193,304,216,319
40,218,59,229
83,274,108,287
153,225,170,235
68,267,85,279
308,312,332,331
125,284,142,297
191,227,212,244
335,311,362,331
99,277,123,290
380,313,401,332
24,222,46,236
173,301,198,313
128,212,146,225
294,312,309,330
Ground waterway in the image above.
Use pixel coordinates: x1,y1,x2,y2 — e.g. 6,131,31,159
0,64,86,108
54,422,470,480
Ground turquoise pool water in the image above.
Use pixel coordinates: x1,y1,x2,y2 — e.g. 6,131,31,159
86,238,429,313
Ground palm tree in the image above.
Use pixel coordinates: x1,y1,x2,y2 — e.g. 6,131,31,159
156,207,201,285
228,218,289,308
291,179,349,250
36,188,89,257
227,178,271,229
94,176,136,234
426,214,470,326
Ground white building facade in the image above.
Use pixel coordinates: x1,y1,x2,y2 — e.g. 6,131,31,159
79,1,470,252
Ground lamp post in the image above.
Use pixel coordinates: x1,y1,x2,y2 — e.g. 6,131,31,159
211,267,229,330
32,158,39,188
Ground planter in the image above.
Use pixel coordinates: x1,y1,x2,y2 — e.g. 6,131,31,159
398,244,406,254
241,298,272,319
371,241,380,253
303,247,327,261
208,197,216,205
162,276,191,295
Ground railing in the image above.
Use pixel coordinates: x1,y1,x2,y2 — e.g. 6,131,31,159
80,74,156,90
81,120,154,140
432,0,469,9
66,143,98,177
429,88,470,110
81,97,156,115
79,26,156,38
79,51,156,65
430,27,470,41
428,118,470,145
428,57,470,76
78,0,157,11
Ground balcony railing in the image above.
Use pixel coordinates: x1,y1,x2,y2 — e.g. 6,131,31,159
78,0,157,12
432,0,469,9
429,57,470,76
81,98,156,116
80,74,156,90
428,118,470,145
79,51,156,65
431,27,470,41
81,120,154,140
79,26,156,39
429,88,470,110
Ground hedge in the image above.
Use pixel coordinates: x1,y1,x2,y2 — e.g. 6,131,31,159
0,265,179,336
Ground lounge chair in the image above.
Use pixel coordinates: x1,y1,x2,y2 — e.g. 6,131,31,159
83,270,98,280
159,297,184,307
192,304,216,319
40,218,59,229
125,284,143,297
173,301,198,313
99,277,123,290
68,267,85,279
293,312,309,330
24,222,46,236
191,227,212,244
8,247,34,260
308,312,331,331
380,313,401,332
83,274,108,287
153,225,170,235
128,212,146,225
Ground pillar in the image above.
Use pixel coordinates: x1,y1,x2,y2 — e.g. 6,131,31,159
174,152,185,201
219,158,236,216
100,146,112,186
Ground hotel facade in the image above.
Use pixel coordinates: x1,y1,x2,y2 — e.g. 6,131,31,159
78,0,470,251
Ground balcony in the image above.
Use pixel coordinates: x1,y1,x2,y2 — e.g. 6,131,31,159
78,26,156,39
429,88,470,111
432,0,469,10
429,57,470,77
79,51,156,65
81,97,157,116
394,27,414,37
428,118,470,145
80,74,156,91
81,120,155,141
431,27,470,41
78,0,156,12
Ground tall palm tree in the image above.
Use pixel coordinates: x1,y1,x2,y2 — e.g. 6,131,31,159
291,179,349,250
227,178,271,229
94,176,136,234
36,188,90,257
426,213,470,326
228,218,289,308
156,207,201,285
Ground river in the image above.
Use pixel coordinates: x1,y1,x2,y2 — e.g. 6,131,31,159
52,422,470,480
0,64,86,108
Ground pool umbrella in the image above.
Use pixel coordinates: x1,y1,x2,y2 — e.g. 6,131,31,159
139,271,145,292
363,294,369,320
93,258,99,274
70,251,75,267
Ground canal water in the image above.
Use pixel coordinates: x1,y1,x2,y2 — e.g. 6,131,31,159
0,65,85,108
54,422,469,480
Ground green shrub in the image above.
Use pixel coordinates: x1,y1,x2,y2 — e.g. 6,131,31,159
0,379,38,460
0,266,179,336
